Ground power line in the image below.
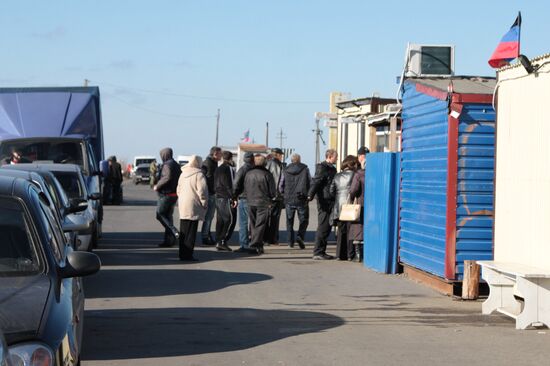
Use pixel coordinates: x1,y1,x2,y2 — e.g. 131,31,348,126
91,79,325,105
106,93,217,119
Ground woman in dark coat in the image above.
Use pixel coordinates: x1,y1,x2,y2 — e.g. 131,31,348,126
349,161,366,262
329,155,359,260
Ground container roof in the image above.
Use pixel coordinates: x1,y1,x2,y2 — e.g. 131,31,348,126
405,76,496,95
336,97,395,109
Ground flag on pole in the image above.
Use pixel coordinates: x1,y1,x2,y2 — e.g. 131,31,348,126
488,12,522,68
241,129,251,143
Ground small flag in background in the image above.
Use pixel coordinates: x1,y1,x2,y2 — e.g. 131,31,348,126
241,129,251,143
488,12,522,68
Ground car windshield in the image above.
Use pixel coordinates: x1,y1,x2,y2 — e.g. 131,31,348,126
0,199,39,275
136,159,155,166
53,172,85,200
0,141,84,167
136,167,149,174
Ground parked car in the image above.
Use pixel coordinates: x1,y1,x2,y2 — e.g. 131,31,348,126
132,163,151,185
0,175,100,366
1,165,93,251
177,155,193,166
38,164,101,249
131,156,156,177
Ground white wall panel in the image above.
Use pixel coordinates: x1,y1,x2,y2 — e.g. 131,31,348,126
495,56,550,269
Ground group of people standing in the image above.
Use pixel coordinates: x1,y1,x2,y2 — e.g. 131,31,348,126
152,145,368,263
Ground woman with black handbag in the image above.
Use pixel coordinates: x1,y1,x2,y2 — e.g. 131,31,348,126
329,155,359,261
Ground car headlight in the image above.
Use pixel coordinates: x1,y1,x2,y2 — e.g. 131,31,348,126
8,343,54,366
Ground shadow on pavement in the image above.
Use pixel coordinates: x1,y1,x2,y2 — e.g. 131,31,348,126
84,269,272,298
82,307,344,360
98,231,335,249
119,198,158,207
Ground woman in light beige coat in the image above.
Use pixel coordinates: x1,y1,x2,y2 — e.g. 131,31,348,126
176,155,208,261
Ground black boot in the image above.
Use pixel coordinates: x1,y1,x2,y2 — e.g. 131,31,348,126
355,243,363,262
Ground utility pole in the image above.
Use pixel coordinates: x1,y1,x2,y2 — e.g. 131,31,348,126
313,113,327,164
265,122,269,147
215,109,220,146
314,117,321,164
275,128,287,149
84,79,89,87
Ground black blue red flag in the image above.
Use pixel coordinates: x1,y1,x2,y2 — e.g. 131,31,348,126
488,12,521,68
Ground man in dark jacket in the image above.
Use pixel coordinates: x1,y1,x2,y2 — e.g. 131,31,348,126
279,153,310,249
307,149,338,260
108,156,123,205
265,147,284,245
232,152,254,252
154,147,181,247
243,154,276,254
214,151,237,252
200,146,222,245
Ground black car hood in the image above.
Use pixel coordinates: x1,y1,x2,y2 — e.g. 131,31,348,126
0,275,50,344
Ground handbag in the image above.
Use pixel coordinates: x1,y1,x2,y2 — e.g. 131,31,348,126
339,197,361,222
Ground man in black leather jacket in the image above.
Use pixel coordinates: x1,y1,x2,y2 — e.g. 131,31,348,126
307,149,338,259
154,147,181,247
200,146,222,245
242,154,276,254
232,152,254,252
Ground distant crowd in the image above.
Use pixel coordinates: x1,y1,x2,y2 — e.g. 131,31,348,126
151,146,368,262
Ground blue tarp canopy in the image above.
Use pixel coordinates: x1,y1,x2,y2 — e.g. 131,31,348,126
0,88,100,140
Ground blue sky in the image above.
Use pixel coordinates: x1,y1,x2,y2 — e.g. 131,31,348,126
0,0,548,166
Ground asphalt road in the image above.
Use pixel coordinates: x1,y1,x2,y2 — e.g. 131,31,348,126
82,181,550,366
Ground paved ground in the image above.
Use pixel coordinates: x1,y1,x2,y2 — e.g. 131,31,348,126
82,182,550,366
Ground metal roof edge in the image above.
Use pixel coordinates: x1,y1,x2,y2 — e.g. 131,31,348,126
0,86,100,95
498,53,550,73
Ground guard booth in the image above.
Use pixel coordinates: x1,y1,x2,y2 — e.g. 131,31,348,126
398,77,496,291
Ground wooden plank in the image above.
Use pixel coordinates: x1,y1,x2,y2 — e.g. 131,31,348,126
403,264,455,296
478,261,550,278
462,260,480,300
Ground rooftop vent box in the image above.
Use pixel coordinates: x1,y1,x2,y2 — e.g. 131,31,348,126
405,44,454,77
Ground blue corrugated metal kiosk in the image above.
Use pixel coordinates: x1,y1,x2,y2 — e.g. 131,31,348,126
398,77,496,286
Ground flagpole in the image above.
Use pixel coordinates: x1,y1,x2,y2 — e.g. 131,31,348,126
518,11,522,55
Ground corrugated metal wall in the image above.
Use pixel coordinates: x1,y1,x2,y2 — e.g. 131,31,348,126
455,104,495,278
399,83,449,277
363,152,401,274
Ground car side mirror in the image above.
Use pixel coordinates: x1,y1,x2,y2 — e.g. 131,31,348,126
60,251,101,278
88,192,101,200
68,198,88,213
63,216,90,232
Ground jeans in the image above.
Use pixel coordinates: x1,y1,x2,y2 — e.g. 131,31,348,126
238,198,250,248
265,203,282,244
286,203,309,245
201,195,217,239
156,194,178,245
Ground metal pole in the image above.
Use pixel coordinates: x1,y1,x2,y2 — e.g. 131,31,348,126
265,122,269,147
315,117,320,164
279,128,283,149
84,79,89,87
215,109,220,146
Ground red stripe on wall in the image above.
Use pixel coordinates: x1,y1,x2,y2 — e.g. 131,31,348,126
415,83,448,101
445,104,461,279
452,94,494,104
